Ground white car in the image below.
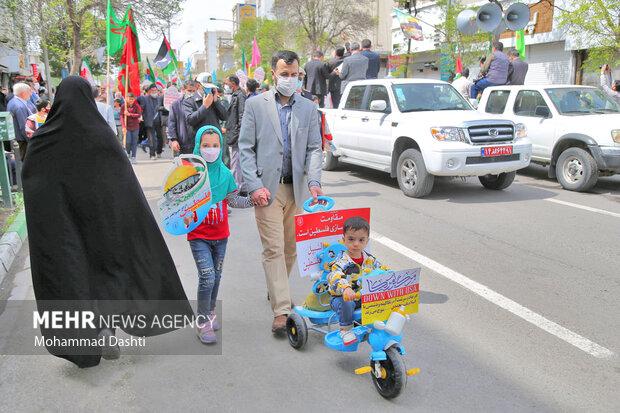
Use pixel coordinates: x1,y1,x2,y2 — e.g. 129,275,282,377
321,79,532,197
479,85,620,191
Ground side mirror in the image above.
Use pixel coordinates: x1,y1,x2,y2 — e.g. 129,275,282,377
469,98,479,109
535,105,551,118
369,100,387,112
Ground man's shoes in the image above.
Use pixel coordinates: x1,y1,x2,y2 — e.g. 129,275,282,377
156,153,161,158
98,328,121,360
197,322,217,344
271,315,287,333
340,328,358,346
150,156,157,160
131,157,137,164
140,145,147,153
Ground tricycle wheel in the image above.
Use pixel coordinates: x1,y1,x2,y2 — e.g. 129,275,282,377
371,346,407,399
286,313,307,349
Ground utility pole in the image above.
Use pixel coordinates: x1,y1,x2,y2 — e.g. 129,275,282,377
403,1,412,79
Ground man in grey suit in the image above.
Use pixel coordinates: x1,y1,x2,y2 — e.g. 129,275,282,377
304,50,330,107
506,50,528,85
239,50,325,333
336,42,369,93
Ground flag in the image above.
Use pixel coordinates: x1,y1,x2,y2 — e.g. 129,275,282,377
117,16,140,97
80,58,95,85
155,75,165,90
454,55,463,80
146,57,156,82
106,0,129,56
154,34,178,75
394,8,424,41
184,57,192,77
242,48,249,74
251,37,261,67
516,29,526,60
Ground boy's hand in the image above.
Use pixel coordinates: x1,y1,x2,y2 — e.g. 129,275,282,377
183,215,192,228
343,287,356,302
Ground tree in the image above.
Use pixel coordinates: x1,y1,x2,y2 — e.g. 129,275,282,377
272,0,376,53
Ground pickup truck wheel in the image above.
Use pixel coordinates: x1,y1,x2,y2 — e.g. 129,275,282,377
556,148,598,192
478,171,516,190
322,150,338,171
396,149,434,198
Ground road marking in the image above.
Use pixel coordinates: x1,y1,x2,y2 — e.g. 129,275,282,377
544,198,620,219
372,232,615,359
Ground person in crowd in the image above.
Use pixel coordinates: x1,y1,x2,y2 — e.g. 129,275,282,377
137,84,164,160
224,74,247,194
25,76,40,107
113,98,123,143
114,90,125,105
0,87,7,112
169,79,196,156
25,98,50,139
360,39,380,79
259,83,270,94
600,64,620,105
506,50,529,85
93,86,116,133
471,42,509,99
452,68,473,99
327,46,346,108
215,85,231,168
336,42,369,93
21,75,193,368
183,126,252,343
7,82,33,161
239,50,325,333
120,92,143,164
327,216,385,345
246,79,259,99
304,50,330,108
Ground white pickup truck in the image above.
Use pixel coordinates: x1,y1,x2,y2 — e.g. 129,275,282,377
321,79,532,197
478,85,620,191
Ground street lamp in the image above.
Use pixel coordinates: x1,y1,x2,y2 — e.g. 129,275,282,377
176,40,191,59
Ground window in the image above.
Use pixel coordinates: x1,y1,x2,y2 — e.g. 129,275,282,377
344,86,366,110
485,90,510,114
391,83,471,112
364,85,390,111
513,90,548,117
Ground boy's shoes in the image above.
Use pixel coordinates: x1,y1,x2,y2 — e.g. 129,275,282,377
197,322,216,344
340,327,357,346
208,311,219,330
131,157,137,164
98,328,121,359
271,315,287,333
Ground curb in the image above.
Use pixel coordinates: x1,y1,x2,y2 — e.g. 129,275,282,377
0,208,27,285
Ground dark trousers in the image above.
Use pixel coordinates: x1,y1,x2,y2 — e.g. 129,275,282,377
17,140,28,162
330,91,342,109
145,124,164,156
315,94,325,108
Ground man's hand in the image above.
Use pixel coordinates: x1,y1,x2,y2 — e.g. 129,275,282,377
601,64,609,74
170,141,180,152
250,187,271,207
341,32,347,42
202,92,214,108
309,185,325,204
122,128,127,136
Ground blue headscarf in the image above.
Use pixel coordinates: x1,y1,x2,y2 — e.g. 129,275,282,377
193,125,237,205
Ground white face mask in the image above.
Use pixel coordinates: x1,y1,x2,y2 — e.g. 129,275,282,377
223,85,232,94
200,147,220,162
275,75,297,97
150,92,158,98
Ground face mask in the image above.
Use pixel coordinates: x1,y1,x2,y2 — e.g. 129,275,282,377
224,85,232,94
275,76,297,97
150,93,158,98
200,147,220,163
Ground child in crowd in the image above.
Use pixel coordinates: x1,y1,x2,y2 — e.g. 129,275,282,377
327,216,385,346
113,98,123,144
120,92,142,164
183,125,252,344
25,98,50,138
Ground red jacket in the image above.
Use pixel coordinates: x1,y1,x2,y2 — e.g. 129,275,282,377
120,102,142,130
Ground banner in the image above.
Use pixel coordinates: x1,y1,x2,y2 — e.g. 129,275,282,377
361,268,420,325
254,67,265,83
163,85,182,111
394,8,424,41
235,69,248,88
295,208,370,278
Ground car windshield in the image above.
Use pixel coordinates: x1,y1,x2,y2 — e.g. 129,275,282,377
546,88,620,115
392,83,472,112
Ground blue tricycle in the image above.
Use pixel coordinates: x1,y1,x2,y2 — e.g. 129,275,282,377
286,197,420,399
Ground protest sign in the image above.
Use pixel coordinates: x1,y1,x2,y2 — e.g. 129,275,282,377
236,69,248,88
254,67,265,83
361,268,420,325
163,86,182,111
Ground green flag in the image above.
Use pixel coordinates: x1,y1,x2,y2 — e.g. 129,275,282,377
242,48,248,74
106,0,126,56
146,57,156,82
516,30,526,60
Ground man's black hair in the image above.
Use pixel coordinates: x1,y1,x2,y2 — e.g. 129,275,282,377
271,50,300,70
148,83,157,91
462,68,470,78
92,86,100,99
335,46,345,57
247,78,259,93
343,216,370,235
508,49,520,57
493,41,504,52
183,79,196,88
361,39,371,49
313,50,323,58
227,75,240,86
35,98,49,112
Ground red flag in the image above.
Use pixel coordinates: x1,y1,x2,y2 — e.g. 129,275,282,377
117,23,140,97
455,55,463,77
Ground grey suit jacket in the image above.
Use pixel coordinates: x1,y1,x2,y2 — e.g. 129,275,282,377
239,89,323,206
506,58,529,85
339,52,369,93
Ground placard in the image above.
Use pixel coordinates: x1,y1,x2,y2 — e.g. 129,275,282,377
254,67,265,83
361,268,420,325
163,86,182,111
295,208,370,278
236,69,248,88
157,155,212,235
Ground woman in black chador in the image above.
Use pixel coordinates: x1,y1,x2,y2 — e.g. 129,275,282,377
22,76,194,368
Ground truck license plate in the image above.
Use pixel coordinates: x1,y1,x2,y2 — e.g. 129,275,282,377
481,146,513,156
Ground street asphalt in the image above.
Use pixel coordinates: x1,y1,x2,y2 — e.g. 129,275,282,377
0,147,618,412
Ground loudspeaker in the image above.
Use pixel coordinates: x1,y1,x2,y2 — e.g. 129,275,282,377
476,3,502,32
456,9,478,35
504,3,530,31
493,20,506,36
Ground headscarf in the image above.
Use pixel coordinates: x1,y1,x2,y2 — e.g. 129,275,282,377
192,125,237,204
22,76,193,368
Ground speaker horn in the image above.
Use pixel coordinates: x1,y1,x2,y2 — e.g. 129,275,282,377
456,9,478,35
476,3,502,32
493,19,506,36
504,3,530,31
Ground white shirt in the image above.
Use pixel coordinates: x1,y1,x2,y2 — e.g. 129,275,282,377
452,76,473,99
96,101,117,133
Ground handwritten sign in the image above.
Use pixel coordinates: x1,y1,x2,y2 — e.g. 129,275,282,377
236,69,248,88
254,67,265,83
295,208,370,278
163,86,182,111
157,155,212,235
361,268,420,325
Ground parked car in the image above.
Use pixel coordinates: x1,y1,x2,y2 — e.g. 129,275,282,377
478,85,620,191
321,79,532,197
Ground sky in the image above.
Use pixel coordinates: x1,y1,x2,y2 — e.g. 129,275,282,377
139,0,240,62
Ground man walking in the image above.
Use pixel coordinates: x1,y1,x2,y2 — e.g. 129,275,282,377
303,51,330,107
168,80,196,155
137,84,164,160
360,39,380,79
7,82,33,161
239,50,324,333
225,74,247,194
327,46,345,108
183,72,227,148
337,42,369,93
506,50,529,85
93,87,116,133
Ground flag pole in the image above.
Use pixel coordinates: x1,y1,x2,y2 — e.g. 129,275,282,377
106,54,110,105
124,48,129,149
